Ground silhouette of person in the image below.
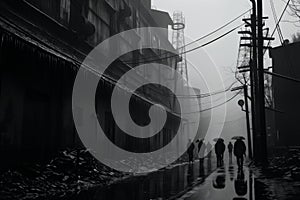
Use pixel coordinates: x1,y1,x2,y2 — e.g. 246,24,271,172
205,142,212,171
196,139,205,176
228,142,233,162
197,139,206,163
187,139,195,163
234,170,247,196
215,139,225,167
234,139,246,169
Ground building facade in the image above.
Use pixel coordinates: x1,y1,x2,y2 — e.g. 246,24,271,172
0,0,189,167
269,41,300,147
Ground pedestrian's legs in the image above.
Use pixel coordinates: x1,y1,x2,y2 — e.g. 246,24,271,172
236,156,240,168
221,154,224,165
237,156,243,168
240,156,244,168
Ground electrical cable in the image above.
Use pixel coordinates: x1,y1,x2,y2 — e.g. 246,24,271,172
125,23,245,65
180,90,242,114
265,0,291,54
200,90,242,112
181,9,251,49
122,9,251,64
169,81,238,99
270,0,284,44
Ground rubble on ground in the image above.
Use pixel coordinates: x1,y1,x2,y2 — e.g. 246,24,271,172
0,149,129,200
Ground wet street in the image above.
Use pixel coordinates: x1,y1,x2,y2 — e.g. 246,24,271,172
67,156,217,200
179,161,253,200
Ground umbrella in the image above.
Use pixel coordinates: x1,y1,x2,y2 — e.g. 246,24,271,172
232,136,245,140
213,138,224,142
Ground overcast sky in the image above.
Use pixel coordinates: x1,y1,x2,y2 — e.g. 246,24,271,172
152,0,299,145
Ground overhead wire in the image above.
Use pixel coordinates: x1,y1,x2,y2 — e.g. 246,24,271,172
180,90,242,114
122,9,251,64
265,0,291,54
125,23,245,65
200,90,242,112
169,81,238,99
181,9,251,49
270,0,284,44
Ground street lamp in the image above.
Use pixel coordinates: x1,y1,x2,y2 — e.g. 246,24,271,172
232,85,253,159
238,99,245,111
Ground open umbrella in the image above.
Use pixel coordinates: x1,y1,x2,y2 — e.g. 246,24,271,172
213,138,224,142
231,136,245,140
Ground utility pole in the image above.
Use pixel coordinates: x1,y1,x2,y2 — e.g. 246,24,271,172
256,0,268,163
237,0,272,162
250,0,258,160
243,84,253,159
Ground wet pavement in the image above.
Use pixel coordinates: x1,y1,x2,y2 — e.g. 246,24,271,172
178,160,254,200
66,156,217,200
61,154,300,200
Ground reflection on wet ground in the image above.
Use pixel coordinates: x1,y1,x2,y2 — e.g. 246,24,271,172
62,156,300,200
179,163,254,200
67,157,216,200
180,161,300,200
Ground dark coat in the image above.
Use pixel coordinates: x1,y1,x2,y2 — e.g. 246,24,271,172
187,143,195,154
234,140,246,157
215,141,225,155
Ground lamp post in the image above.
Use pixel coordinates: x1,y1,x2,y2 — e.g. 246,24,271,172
232,85,253,159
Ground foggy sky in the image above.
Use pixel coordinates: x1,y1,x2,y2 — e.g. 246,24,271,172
152,0,299,145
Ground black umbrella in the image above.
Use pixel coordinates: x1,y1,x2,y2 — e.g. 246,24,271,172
213,138,224,142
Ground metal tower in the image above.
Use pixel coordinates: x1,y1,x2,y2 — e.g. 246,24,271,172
236,28,252,84
172,11,188,83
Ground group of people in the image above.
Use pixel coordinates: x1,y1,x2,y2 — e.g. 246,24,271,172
187,139,212,164
187,138,246,169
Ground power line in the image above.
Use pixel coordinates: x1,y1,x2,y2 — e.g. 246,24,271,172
183,9,251,49
200,90,242,112
123,9,251,64
180,90,242,114
265,0,291,53
171,81,238,99
270,0,284,44
126,23,245,65
264,70,300,83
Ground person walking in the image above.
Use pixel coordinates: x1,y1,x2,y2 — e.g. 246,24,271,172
234,138,246,169
215,139,225,167
187,139,195,163
228,142,233,161
197,139,206,165
206,142,212,171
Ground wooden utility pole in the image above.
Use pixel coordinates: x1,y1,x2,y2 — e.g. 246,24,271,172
256,0,268,162
250,0,258,159
238,0,272,162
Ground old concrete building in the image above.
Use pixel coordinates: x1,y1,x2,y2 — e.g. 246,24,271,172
0,0,185,167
